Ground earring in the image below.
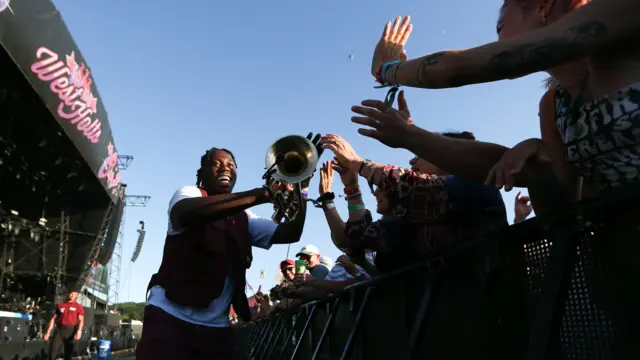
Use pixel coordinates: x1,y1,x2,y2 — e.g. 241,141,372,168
539,8,549,24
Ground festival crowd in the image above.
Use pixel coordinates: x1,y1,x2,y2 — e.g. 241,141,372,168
136,1,640,359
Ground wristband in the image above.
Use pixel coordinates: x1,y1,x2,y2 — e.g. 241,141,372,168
374,61,402,88
348,203,365,212
319,192,336,202
345,192,362,200
344,186,360,196
323,201,336,210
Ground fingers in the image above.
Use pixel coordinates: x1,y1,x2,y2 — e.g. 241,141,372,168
519,195,531,202
399,23,413,45
485,164,497,187
382,21,391,40
357,128,383,141
397,90,409,115
351,116,379,129
321,143,338,153
516,191,522,200
359,99,391,113
389,16,401,42
394,16,411,43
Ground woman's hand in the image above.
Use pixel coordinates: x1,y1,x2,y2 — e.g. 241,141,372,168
319,161,334,195
514,191,533,223
351,97,415,149
371,16,413,78
320,134,364,173
332,158,358,187
485,138,551,191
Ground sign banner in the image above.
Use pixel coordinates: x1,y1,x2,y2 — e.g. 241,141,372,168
0,0,120,203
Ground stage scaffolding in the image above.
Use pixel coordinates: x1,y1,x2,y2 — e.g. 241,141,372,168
0,211,71,297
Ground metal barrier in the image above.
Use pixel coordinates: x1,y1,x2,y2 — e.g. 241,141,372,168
234,185,640,360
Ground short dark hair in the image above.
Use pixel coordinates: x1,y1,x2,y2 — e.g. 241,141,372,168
441,131,476,141
196,147,237,187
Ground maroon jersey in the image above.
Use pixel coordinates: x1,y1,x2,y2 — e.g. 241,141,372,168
55,301,84,326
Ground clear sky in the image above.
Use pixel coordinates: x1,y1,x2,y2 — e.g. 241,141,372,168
53,0,546,303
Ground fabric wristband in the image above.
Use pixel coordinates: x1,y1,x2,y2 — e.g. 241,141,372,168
323,201,336,210
348,203,365,212
375,60,402,88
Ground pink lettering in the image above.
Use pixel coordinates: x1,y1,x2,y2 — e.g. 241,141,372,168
30,46,103,144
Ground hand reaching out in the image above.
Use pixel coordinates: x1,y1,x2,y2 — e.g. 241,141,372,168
319,161,334,195
351,97,415,149
371,16,413,78
332,158,358,187
320,134,364,173
514,191,533,223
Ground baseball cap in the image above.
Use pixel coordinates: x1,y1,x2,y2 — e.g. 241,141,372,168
280,259,295,269
296,244,320,258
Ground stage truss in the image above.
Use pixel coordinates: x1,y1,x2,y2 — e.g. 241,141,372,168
0,210,75,302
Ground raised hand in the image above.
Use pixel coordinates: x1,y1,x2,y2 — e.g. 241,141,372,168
351,99,415,149
332,158,358,187
319,161,334,195
319,134,364,173
514,191,533,223
371,16,413,78
485,138,551,192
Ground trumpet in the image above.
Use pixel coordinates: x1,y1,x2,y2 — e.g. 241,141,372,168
264,134,320,223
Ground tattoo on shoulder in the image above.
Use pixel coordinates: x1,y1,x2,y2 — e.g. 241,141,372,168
488,21,608,78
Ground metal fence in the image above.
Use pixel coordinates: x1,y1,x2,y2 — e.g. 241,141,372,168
233,184,640,360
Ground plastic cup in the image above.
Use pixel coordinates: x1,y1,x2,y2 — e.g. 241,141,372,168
295,260,307,274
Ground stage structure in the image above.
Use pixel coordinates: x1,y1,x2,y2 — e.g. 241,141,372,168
104,156,150,309
0,0,121,307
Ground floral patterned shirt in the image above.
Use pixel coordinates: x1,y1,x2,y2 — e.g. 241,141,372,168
345,165,507,267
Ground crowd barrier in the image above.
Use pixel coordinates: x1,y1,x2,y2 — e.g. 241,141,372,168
233,183,640,360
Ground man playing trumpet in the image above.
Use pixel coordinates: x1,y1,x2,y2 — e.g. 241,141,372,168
137,134,321,360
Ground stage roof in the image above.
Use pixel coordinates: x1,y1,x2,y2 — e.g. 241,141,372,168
0,0,121,204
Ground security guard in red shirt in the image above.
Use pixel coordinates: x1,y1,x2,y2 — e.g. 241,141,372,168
44,289,85,360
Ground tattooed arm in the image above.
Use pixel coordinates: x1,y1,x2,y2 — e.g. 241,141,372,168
388,0,638,88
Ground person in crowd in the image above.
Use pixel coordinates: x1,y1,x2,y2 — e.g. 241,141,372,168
136,141,317,360
44,289,84,360
293,254,371,297
318,160,380,277
514,191,533,223
320,256,334,270
320,132,508,271
295,244,330,280
354,3,640,199
279,259,296,285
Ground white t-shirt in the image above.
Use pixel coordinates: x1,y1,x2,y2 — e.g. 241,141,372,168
148,185,278,328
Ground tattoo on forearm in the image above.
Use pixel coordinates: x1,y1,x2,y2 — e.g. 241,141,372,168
488,21,608,78
416,51,449,87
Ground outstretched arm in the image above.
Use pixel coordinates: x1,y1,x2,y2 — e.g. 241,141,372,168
171,188,270,229
388,0,638,88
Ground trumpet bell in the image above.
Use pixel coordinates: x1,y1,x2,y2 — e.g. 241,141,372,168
265,135,319,183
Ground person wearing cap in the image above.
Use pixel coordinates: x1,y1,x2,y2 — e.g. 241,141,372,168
44,289,84,360
279,259,296,283
296,244,330,280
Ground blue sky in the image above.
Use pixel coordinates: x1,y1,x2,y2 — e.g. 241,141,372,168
53,0,546,302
